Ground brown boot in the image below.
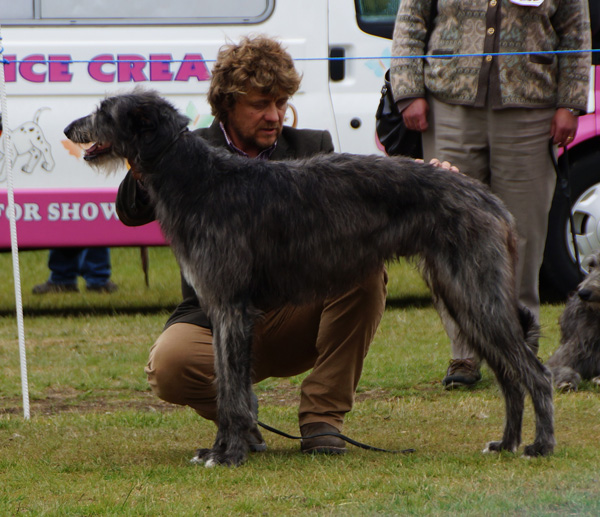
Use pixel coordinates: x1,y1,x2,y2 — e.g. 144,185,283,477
442,359,481,390
300,422,346,455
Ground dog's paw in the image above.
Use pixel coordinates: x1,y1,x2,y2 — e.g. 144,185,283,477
482,441,517,454
556,381,577,393
523,441,554,458
190,448,212,465
191,443,248,467
202,448,247,468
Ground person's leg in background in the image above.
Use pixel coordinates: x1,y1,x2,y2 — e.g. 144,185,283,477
32,248,82,294
80,247,118,292
423,98,490,388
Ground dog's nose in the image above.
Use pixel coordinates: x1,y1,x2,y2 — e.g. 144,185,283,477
578,288,592,301
64,121,76,138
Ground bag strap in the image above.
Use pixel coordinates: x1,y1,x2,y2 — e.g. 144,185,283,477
549,141,583,280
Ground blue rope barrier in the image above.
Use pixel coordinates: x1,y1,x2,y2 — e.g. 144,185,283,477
0,48,597,66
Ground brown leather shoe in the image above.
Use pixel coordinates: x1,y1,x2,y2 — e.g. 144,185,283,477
442,358,482,390
300,422,346,455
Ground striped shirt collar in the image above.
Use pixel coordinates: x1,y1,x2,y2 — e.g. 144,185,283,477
219,121,277,160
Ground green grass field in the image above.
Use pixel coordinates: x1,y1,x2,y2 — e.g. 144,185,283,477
1,247,599,515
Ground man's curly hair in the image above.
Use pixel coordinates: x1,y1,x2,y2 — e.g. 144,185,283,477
208,35,302,123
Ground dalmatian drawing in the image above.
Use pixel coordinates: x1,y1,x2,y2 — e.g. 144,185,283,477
0,108,55,182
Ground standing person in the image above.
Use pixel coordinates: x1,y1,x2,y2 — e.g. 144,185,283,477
32,247,118,293
390,0,591,388
116,35,388,458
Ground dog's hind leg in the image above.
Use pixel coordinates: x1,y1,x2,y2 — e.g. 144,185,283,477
432,295,526,453
480,329,554,456
427,260,554,456
203,302,258,467
483,355,525,454
520,358,555,457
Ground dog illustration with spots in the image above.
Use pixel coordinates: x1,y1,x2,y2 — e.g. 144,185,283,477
0,108,55,181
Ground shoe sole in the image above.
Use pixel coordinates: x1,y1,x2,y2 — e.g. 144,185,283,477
301,446,346,455
443,380,479,390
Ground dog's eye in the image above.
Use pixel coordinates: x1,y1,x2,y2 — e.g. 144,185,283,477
584,255,599,272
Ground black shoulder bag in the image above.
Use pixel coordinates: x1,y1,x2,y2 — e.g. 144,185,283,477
375,1,438,158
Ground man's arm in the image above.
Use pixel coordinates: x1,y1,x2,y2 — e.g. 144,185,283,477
115,171,156,226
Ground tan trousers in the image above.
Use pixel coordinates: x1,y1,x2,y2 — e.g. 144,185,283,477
423,98,556,362
145,270,387,430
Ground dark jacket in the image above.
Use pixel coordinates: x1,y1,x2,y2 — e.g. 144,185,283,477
116,120,334,329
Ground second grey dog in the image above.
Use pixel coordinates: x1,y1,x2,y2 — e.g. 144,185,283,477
64,90,554,466
546,251,600,391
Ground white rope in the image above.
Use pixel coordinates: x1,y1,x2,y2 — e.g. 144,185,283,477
0,25,30,420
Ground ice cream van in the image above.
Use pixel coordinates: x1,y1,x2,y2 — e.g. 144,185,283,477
0,0,394,250
0,0,596,296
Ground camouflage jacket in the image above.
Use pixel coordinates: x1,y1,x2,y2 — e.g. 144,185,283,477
390,0,591,111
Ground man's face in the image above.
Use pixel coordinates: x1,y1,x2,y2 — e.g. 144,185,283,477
225,89,288,157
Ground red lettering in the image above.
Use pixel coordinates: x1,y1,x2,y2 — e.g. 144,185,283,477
2,55,16,82
88,54,115,82
48,55,73,82
174,54,210,82
20,54,46,83
149,54,174,81
118,54,148,82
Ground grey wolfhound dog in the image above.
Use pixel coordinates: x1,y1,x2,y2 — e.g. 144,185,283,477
546,251,600,391
64,90,554,466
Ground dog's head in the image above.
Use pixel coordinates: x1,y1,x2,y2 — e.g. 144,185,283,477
577,251,600,303
64,88,190,171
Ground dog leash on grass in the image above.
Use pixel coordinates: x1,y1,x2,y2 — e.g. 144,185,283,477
257,420,416,454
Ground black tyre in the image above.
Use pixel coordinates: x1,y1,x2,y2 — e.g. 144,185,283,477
542,151,600,296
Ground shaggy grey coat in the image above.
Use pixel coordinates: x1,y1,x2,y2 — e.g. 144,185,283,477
64,90,555,466
546,251,600,391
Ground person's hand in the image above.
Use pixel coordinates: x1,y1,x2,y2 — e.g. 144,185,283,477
415,157,461,174
399,98,429,132
428,158,460,173
551,108,579,147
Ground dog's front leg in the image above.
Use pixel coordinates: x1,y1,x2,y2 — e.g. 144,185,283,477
203,304,257,467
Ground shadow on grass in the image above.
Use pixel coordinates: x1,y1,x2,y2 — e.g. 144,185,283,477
1,295,433,318
385,295,432,310
0,304,177,318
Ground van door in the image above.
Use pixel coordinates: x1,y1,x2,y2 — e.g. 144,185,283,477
328,0,398,154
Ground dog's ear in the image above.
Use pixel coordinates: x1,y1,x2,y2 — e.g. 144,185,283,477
128,105,158,133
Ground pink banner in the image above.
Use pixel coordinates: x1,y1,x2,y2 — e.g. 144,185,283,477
0,188,166,249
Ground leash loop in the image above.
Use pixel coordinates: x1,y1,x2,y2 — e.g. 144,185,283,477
257,420,416,454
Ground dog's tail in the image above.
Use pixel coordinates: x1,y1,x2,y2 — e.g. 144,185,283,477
518,305,541,358
33,107,50,125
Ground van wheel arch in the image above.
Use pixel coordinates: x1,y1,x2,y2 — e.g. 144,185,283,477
542,148,600,297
